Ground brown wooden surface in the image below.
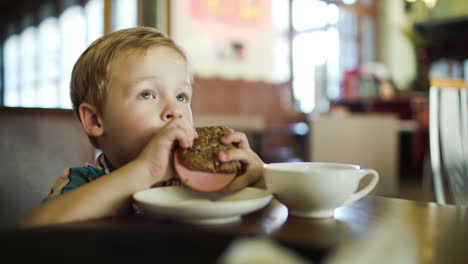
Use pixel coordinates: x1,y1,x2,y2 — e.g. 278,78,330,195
11,196,468,263
430,78,468,89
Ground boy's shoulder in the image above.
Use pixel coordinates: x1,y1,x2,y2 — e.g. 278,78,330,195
45,156,109,202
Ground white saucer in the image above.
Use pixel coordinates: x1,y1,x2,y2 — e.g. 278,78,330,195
133,186,273,224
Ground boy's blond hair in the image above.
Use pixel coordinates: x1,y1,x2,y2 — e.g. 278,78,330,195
70,27,187,148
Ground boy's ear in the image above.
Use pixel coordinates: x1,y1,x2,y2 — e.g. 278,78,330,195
78,103,104,137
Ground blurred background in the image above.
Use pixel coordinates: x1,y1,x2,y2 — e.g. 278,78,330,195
1,0,468,202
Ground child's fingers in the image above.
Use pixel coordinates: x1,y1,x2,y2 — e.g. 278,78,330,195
221,132,250,149
223,171,261,193
162,120,196,149
218,148,251,163
160,127,190,149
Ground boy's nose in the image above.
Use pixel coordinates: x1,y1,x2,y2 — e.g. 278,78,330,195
162,108,183,121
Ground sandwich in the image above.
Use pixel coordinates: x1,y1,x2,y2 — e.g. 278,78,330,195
174,126,242,192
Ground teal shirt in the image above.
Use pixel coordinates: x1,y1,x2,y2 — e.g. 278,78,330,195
45,166,105,200
44,154,136,216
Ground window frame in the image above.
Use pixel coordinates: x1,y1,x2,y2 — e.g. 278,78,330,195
289,0,379,113
0,0,109,108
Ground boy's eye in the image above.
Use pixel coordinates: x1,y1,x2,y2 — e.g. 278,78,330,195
176,94,188,102
139,91,155,100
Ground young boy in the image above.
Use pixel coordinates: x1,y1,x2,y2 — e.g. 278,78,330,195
20,27,264,228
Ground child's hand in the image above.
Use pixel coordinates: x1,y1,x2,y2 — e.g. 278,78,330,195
218,131,264,192
137,117,197,184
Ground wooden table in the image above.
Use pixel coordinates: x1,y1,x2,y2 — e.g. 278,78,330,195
2,196,468,263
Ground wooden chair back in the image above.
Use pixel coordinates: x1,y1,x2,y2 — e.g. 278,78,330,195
429,78,468,206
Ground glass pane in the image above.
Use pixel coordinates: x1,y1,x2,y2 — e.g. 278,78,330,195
293,30,337,113
293,31,334,66
20,26,38,107
85,0,104,45
60,6,87,109
292,0,329,30
293,33,316,113
113,0,137,31
362,15,375,63
326,28,340,100
430,59,464,79
327,4,340,25
272,0,290,33
429,59,450,78
337,6,357,72
38,17,60,108
3,35,19,106
272,0,290,83
272,36,290,83
293,68,316,113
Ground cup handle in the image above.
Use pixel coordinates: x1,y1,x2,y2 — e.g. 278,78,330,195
342,169,379,206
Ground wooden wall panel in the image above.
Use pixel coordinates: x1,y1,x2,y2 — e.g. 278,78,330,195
191,77,294,126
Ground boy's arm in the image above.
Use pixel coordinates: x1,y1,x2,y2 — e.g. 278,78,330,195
20,117,196,229
20,159,155,228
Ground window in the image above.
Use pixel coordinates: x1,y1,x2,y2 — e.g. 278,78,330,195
272,0,291,83
3,34,19,106
1,0,104,109
430,59,465,79
38,17,60,108
291,0,376,113
86,0,105,46
59,6,87,108
112,0,138,31
20,26,38,107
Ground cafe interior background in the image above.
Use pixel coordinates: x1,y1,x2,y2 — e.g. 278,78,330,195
0,0,467,227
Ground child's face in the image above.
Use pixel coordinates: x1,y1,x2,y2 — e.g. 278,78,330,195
100,46,193,168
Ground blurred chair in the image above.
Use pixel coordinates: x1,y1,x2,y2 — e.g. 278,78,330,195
0,107,95,229
429,78,468,206
308,114,399,196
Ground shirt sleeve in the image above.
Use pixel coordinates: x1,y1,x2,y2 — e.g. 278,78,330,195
43,167,102,202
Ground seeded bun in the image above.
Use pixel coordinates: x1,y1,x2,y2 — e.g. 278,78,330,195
177,126,242,174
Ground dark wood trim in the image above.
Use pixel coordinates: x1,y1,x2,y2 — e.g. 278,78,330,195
104,0,112,34
0,106,76,117
166,0,171,36
137,0,143,26
139,0,156,27
430,78,468,89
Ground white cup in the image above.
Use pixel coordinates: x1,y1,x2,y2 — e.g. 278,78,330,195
264,162,379,218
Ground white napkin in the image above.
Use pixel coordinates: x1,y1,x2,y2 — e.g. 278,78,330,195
218,237,311,264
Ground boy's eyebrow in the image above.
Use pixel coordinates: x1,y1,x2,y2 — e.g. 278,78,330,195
130,76,192,90
130,76,160,85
